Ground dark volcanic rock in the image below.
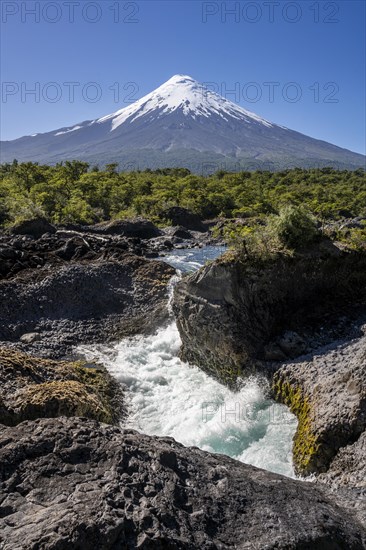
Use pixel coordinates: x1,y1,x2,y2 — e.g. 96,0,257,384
273,333,366,477
91,218,162,239
0,254,175,357
316,431,366,526
160,207,205,232
0,218,210,280
172,244,366,385
0,347,124,425
10,217,56,239
318,431,366,489
0,417,365,549
163,226,193,240
0,230,140,279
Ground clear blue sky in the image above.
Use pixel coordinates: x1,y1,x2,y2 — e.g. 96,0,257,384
1,0,365,154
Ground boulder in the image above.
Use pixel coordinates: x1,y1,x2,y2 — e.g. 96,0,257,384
172,245,366,385
0,347,124,425
0,417,364,549
55,236,91,260
91,218,162,239
19,332,41,344
10,217,56,239
273,333,366,477
164,225,193,240
160,207,206,232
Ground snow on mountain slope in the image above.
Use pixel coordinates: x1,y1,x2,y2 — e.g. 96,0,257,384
96,75,275,130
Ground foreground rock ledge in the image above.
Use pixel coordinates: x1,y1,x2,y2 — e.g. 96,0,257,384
0,418,365,550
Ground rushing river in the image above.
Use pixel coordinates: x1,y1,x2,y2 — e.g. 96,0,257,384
79,246,297,478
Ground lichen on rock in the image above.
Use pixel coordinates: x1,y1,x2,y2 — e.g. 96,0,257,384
273,379,320,474
0,347,124,426
272,333,366,477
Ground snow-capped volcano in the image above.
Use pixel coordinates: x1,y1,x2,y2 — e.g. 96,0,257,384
96,74,274,130
1,75,364,172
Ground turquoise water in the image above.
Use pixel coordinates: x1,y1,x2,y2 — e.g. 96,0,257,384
79,246,297,478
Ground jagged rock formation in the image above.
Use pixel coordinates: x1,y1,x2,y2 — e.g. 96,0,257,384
0,347,124,425
0,253,175,358
273,333,366,476
172,243,366,385
0,216,214,280
0,417,365,549
318,431,366,489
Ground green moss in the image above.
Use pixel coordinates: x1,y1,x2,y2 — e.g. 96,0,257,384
0,348,122,426
17,380,113,424
217,361,242,387
273,378,320,474
72,363,119,423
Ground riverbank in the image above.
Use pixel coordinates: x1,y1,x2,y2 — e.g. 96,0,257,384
0,217,365,547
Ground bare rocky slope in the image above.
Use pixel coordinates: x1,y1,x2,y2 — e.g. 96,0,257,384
0,218,182,358
0,417,365,550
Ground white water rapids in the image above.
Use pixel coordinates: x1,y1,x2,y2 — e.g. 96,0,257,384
78,247,297,478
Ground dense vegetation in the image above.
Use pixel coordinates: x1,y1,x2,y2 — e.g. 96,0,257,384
0,161,365,227
220,206,322,261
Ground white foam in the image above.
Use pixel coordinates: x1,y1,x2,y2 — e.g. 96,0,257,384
78,246,297,478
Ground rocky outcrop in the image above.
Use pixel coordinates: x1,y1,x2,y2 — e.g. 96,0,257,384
0,417,365,549
0,217,216,279
316,431,366,527
318,431,366,489
172,243,366,385
159,206,206,232
9,217,56,239
273,333,366,477
0,227,158,280
0,347,124,425
0,253,175,357
88,218,162,239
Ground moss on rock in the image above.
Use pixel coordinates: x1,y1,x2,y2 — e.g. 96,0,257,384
0,347,123,426
15,380,113,423
273,378,320,475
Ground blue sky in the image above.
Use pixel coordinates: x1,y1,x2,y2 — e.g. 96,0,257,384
1,0,365,154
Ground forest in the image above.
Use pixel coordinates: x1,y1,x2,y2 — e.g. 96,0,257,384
0,160,365,227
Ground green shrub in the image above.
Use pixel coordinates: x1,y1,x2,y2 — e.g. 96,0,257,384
221,206,320,262
268,206,319,249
